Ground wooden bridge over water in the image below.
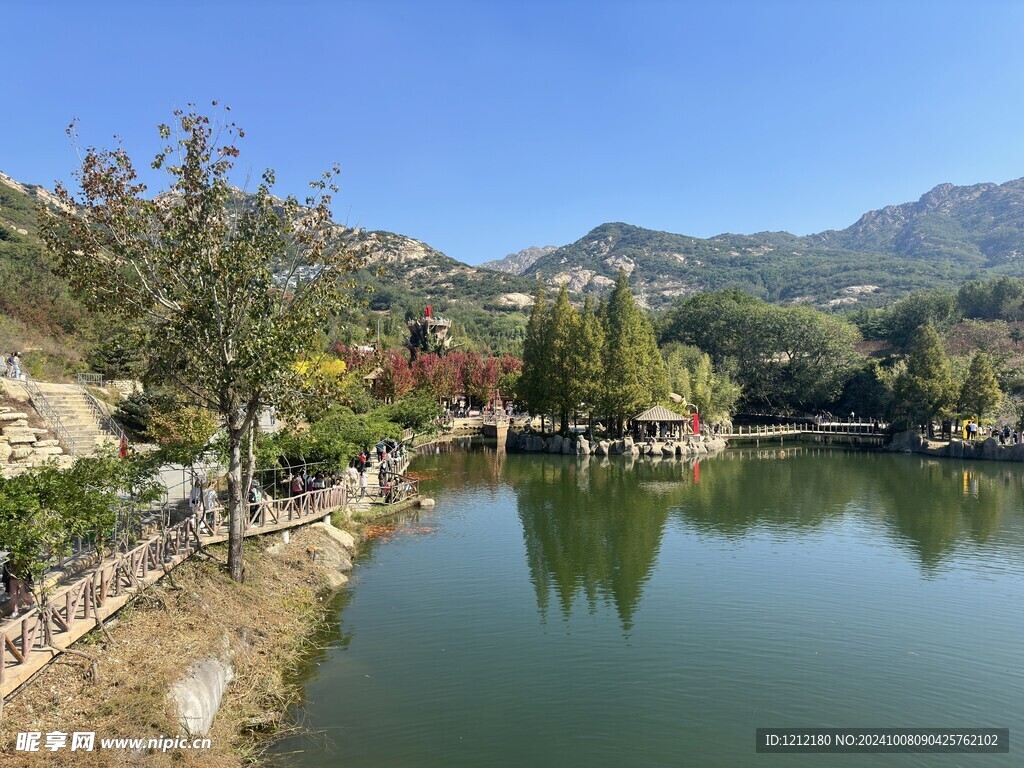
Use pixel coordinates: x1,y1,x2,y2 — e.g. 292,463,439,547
0,486,351,698
722,421,888,443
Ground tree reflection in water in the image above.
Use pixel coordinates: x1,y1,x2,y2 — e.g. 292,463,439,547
500,446,1024,630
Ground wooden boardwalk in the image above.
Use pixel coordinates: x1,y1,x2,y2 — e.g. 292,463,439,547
722,422,887,440
0,486,348,698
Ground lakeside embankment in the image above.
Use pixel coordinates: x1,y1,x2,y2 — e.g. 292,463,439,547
0,498,411,767
887,430,1024,462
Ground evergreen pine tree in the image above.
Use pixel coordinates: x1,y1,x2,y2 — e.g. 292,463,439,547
893,324,956,432
520,283,552,429
548,285,582,433
600,270,668,435
574,295,606,425
959,351,1002,425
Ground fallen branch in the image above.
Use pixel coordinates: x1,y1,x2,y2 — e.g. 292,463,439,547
59,648,99,683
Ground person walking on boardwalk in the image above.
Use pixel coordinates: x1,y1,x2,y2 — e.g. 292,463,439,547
247,482,262,521
359,468,368,499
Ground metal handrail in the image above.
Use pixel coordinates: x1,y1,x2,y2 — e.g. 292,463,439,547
76,373,105,386
19,374,77,456
79,387,127,447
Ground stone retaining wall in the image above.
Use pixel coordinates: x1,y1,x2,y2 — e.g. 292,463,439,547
0,404,71,477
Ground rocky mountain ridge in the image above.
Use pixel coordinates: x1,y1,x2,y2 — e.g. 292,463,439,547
7,170,1024,322
480,245,556,275
504,177,1024,308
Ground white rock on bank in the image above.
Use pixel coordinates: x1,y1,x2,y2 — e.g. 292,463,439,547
170,656,234,737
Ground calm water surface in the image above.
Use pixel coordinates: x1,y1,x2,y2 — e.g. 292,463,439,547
276,446,1024,767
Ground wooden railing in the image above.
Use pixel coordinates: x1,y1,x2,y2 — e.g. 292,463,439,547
379,474,419,505
724,422,887,437
0,484,347,697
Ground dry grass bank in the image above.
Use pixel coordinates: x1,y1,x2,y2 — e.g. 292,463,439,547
0,525,354,767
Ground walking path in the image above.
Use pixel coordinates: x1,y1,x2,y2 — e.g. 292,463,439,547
0,485,347,698
721,421,887,440
345,454,416,514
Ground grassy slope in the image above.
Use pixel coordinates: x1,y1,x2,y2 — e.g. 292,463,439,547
0,178,97,377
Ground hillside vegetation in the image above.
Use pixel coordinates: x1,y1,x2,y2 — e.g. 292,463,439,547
8,170,1024,372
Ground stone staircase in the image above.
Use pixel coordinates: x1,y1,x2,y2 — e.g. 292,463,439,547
31,382,119,456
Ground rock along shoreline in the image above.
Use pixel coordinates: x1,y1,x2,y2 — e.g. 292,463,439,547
886,429,1024,462
505,429,728,458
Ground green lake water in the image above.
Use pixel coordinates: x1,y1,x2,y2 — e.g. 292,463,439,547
275,445,1024,767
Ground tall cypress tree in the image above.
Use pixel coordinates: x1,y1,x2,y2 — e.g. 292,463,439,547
520,283,552,429
548,285,582,433
958,351,1002,425
893,323,955,432
574,295,606,424
600,271,668,435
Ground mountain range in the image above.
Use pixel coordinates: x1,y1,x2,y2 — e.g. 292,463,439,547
4,170,1024,363
488,178,1024,309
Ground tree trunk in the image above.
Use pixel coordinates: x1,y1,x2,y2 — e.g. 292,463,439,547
560,410,569,435
226,424,245,582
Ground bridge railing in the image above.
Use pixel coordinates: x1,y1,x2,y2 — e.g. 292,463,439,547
0,483,347,694
726,422,887,437
75,373,105,387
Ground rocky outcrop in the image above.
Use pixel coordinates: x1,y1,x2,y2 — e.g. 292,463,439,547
0,405,69,477
885,430,1024,462
308,521,356,589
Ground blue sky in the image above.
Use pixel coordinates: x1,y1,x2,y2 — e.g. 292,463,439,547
3,1,1023,265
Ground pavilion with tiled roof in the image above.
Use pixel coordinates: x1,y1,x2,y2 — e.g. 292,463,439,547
630,404,694,440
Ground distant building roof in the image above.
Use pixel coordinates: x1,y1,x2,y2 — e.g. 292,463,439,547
632,405,689,422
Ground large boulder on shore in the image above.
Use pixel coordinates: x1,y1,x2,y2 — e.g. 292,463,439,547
704,437,728,452
562,436,575,455
170,653,234,737
981,437,1003,461
595,440,609,456
528,436,546,452
886,430,926,453
547,434,563,453
576,437,590,455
